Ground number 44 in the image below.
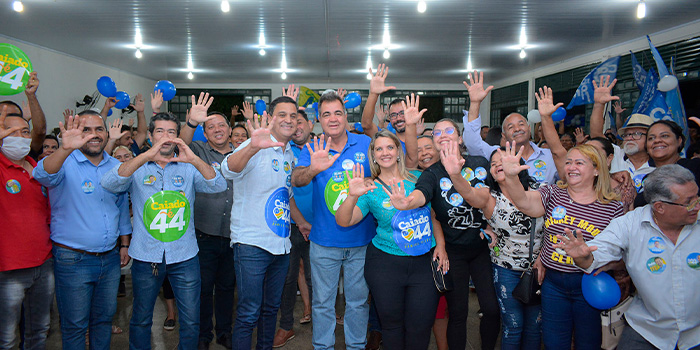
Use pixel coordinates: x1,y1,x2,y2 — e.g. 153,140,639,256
150,208,187,233
0,62,26,90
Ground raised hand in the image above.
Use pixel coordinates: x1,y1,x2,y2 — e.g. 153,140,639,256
108,119,128,140
128,118,135,128
336,88,347,100
189,92,215,124
416,118,425,135
368,64,396,95
0,106,23,140
401,93,427,126
306,134,340,173
104,97,117,110
282,84,300,102
535,86,563,118
384,178,411,210
553,228,597,259
58,115,93,150
144,134,177,163
231,105,241,117
150,90,163,112
346,163,377,197
499,142,529,177
63,108,74,121
573,127,588,144
24,72,39,96
131,93,145,112
247,112,284,150
613,101,626,115
242,101,254,120
170,138,198,163
440,140,465,176
593,75,619,105
462,70,493,104
375,104,388,128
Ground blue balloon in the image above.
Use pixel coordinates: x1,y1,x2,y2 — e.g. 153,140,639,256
96,76,117,98
255,99,267,116
154,80,177,101
106,109,113,117
114,91,130,109
312,102,318,111
551,106,567,122
344,92,361,109
354,122,363,133
192,124,207,142
581,271,621,310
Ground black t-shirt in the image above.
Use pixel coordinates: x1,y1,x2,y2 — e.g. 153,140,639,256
415,155,490,253
633,157,700,208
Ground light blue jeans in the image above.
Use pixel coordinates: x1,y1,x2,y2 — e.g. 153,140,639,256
310,242,369,350
492,264,542,350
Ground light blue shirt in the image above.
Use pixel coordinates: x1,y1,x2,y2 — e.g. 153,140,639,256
582,206,700,350
222,137,294,255
33,150,131,252
101,160,226,264
462,113,558,184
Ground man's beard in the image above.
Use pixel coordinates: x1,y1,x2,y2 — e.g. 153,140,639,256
623,141,640,156
80,139,105,157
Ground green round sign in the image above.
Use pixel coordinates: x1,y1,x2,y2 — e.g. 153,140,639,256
324,171,349,214
0,43,33,96
143,190,191,242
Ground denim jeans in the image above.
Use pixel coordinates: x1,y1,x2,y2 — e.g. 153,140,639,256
310,242,369,350
130,256,201,350
0,259,54,350
492,264,541,350
196,230,235,342
232,243,289,350
53,245,120,350
278,224,312,331
541,269,601,349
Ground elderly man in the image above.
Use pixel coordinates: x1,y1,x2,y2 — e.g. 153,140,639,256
555,164,700,350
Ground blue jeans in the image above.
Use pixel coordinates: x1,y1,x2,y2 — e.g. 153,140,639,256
53,245,120,350
232,243,289,350
492,264,541,350
130,256,201,350
0,260,54,350
196,231,235,342
310,242,369,350
278,224,312,331
541,269,601,349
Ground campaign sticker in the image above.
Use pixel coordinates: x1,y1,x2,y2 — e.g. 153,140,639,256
382,198,394,210
551,206,566,220
647,237,665,254
272,159,280,172
633,174,645,192
534,160,546,169
474,167,487,181
354,152,366,163
143,191,191,242
324,172,349,214
264,187,291,238
143,175,157,185
283,161,291,174
332,171,345,183
342,159,354,171
286,175,292,187
448,193,463,207
474,182,486,189
646,257,666,274
461,167,474,182
5,179,20,194
211,162,221,171
0,43,33,95
687,253,700,270
171,175,184,187
81,180,95,194
439,177,453,191
391,207,433,256
533,170,545,182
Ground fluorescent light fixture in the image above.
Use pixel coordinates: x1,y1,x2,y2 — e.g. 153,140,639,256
417,1,426,13
187,58,194,71
366,56,372,69
519,49,527,59
519,28,527,47
135,49,142,58
383,27,391,47
187,72,194,80
13,1,23,12
637,1,646,18
135,29,143,48
221,0,230,13
259,33,266,47
281,53,288,71
281,72,287,80
383,49,390,59
466,56,473,72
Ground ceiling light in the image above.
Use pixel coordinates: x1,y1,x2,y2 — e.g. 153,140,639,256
382,27,391,48
367,73,372,80
188,72,194,80
13,1,23,12
466,56,473,72
259,33,266,47
281,72,287,80
135,49,142,58
519,28,527,47
519,49,527,59
417,1,426,13
366,56,372,69
637,1,646,18
281,53,288,71
383,49,390,59
135,29,143,48
187,58,194,71
221,0,230,13
259,49,266,56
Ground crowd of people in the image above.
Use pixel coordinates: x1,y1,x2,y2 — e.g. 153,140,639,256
1,67,699,350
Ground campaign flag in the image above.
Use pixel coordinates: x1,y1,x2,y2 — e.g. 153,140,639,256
632,68,666,118
567,56,620,110
630,51,647,90
298,86,320,107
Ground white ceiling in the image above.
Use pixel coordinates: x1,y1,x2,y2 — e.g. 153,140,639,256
2,0,699,84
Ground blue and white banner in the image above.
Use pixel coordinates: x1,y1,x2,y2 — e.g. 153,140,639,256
630,51,647,91
567,56,620,110
632,68,669,121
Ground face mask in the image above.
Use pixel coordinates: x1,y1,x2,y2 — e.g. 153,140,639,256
1,136,32,160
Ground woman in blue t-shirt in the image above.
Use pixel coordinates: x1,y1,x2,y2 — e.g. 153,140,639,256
336,130,448,350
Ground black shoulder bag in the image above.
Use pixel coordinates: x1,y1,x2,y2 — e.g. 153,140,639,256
511,217,541,305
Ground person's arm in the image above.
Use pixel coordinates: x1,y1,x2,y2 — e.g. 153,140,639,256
24,72,46,154
335,164,375,227
240,101,255,136
230,105,241,126
104,119,129,155
150,90,163,113
612,101,625,136
100,97,117,119
384,178,427,210
499,142,546,217
463,70,493,123
131,93,148,147
291,135,340,187
361,64,396,138
536,86,567,178
282,84,300,102
180,92,215,145
440,140,493,210
401,93,426,168
461,71,497,158
115,134,173,177
290,197,311,240
225,113,285,173
41,115,95,174
172,138,217,180
590,76,619,139
116,192,132,266
431,209,449,273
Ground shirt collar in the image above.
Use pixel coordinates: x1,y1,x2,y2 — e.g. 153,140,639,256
528,141,545,159
72,149,111,166
0,152,36,169
270,134,291,152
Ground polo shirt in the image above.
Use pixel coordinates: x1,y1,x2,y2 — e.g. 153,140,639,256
0,153,51,272
222,137,294,255
189,141,233,237
34,150,131,252
296,130,375,248
100,160,226,263
290,141,313,224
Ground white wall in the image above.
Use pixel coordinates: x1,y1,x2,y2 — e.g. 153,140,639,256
0,35,157,131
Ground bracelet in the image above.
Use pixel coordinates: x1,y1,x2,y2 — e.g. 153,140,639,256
120,245,130,249
186,120,198,129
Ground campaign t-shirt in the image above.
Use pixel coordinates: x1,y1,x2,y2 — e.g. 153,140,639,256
414,156,490,254
538,184,624,273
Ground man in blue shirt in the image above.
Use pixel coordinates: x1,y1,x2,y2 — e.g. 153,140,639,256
33,111,131,350
101,112,226,350
292,92,375,350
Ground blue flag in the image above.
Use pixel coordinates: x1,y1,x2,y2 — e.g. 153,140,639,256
630,51,646,90
567,56,620,110
632,68,665,117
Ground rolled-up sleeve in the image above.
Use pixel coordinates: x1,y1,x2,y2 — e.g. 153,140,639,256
32,158,65,188
100,165,132,194
462,113,497,158
194,169,227,193
579,215,629,273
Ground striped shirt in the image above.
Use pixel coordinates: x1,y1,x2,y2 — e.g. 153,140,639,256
538,184,624,273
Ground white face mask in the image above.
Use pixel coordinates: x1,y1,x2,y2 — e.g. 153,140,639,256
1,136,32,160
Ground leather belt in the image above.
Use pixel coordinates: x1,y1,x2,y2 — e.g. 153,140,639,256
53,242,116,256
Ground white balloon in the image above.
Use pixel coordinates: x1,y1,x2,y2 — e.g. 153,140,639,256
527,109,541,123
657,75,678,92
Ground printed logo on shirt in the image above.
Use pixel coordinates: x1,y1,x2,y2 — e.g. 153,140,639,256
551,206,566,220
211,162,221,171
286,175,292,188
143,175,156,185
534,160,546,169
647,237,665,254
391,207,433,256
461,167,474,182
687,253,700,270
324,171,349,215
81,180,95,194
265,187,291,238
143,190,191,242
354,152,366,163
439,177,452,191
382,198,394,210
342,159,354,171
474,167,487,181
171,175,184,187
533,170,545,182
5,179,20,194
448,193,463,207
332,171,344,183
633,174,645,192
646,257,666,274
283,161,291,174
272,159,280,172
545,215,602,237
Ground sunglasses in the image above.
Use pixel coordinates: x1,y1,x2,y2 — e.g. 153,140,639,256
432,127,455,137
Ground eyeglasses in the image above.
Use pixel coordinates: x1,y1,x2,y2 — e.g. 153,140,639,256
604,133,614,138
658,197,700,211
620,131,646,140
432,127,455,137
388,110,404,120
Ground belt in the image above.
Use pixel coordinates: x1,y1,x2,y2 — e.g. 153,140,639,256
53,242,116,256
